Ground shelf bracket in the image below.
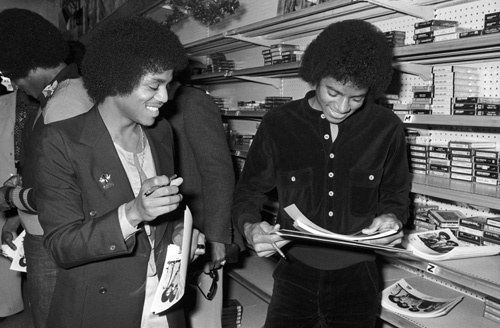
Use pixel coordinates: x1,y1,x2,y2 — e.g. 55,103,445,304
362,0,434,21
233,76,281,89
224,33,282,48
393,62,433,82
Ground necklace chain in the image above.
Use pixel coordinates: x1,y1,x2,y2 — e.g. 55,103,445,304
138,125,146,169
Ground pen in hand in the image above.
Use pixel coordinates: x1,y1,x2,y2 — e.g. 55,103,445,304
272,241,287,259
144,174,177,197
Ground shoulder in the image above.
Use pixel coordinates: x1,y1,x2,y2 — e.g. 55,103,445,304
45,78,93,123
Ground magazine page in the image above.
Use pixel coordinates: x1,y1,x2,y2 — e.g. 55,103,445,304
151,206,193,314
274,229,413,254
402,229,500,261
284,204,397,241
382,278,463,318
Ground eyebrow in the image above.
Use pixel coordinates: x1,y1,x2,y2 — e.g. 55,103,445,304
328,86,367,98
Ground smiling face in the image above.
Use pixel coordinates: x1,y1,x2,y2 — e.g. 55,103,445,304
112,69,173,126
310,77,368,124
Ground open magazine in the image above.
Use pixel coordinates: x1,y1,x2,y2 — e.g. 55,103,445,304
402,228,500,261
284,204,398,241
273,204,412,254
382,278,463,318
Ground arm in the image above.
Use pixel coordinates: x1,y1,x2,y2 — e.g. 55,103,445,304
180,88,235,266
365,122,410,246
1,214,20,250
35,125,182,269
231,118,289,256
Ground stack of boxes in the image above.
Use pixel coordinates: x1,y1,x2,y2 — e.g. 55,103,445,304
484,11,500,35
457,216,500,246
262,44,303,66
207,53,236,73
432,65,480,115
413,20,460,44
474,149,500,185
384,30,406,47
484,296,500,325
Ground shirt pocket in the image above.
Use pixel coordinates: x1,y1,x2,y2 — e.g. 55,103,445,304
277,168,314,226
349,169,382,217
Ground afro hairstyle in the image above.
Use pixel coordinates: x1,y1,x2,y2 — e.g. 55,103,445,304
81,15,188,104
0,8,69,80
299,19,394,97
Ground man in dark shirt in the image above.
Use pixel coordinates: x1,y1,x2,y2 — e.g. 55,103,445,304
231,19,411,328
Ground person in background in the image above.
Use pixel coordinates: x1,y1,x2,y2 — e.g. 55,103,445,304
0,8,93,328
34,15,205,328
0,76,26,324
231,19,411,328
162,66,236,327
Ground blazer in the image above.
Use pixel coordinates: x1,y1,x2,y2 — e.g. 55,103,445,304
34,106,185,328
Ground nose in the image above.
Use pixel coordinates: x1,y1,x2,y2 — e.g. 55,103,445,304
337,97,350,113
154,85,169,103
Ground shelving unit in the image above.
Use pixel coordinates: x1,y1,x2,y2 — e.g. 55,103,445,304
74,0,500,327
173,1,500,326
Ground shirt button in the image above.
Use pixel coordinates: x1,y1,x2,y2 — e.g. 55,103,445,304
330,153,334,159
324,134,329,140
291,176,296,182
328,172,334,178
328,191,334,196
90,210,97,217
321,114,325,119
99,287,107,294
328,211,333,217
109,245,116,251
369,175,374,180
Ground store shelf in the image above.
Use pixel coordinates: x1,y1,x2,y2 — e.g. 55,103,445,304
184,0,407,56
221,110,267,118
385,255,500,300
411,174,500,211
398,114,500,128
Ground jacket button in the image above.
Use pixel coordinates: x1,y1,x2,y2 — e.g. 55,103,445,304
99,287,107,294
90,210,97,217
369,175,374,180
109,245,116,251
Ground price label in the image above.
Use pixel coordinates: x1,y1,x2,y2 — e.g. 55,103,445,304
403,115,414,123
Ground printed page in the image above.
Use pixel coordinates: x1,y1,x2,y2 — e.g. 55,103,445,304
402,228,500,261
382,278,463,318
151,206,193,314
284,204,397,241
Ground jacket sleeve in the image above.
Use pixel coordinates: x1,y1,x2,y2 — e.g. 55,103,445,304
34,124,135,269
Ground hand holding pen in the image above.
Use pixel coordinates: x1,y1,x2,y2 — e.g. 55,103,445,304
243,221,290,259
125,174,183,227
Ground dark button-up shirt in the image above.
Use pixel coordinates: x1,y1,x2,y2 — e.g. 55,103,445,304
232,91,410,269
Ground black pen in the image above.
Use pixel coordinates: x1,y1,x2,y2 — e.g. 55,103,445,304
144,174,178,197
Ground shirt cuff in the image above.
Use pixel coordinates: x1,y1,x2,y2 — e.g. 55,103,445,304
118,204,140,240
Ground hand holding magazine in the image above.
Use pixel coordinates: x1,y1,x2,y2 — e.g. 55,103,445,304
274,204,411,254
402,228,500,261
284,204,398,241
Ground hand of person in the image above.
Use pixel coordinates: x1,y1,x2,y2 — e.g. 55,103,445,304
243,221,290,258
209,241,226,270
172,222,206,262
3,175,20,187
1,229,17,250
124,175,183,227
361,213,404,246
0,186,13,211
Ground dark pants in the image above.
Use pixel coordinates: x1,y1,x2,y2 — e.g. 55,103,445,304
24,233,58,328
264,258,379,328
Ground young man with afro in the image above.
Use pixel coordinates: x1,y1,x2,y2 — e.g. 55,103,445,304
232,19,411,327
0,8,93,328
33,15,205,328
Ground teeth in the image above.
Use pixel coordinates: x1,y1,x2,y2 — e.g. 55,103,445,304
146,106,159,112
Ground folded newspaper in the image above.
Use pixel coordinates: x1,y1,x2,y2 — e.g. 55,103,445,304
402,228,500,261
382,278,463,318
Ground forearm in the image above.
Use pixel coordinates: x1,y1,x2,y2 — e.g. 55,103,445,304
10,186,37,214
